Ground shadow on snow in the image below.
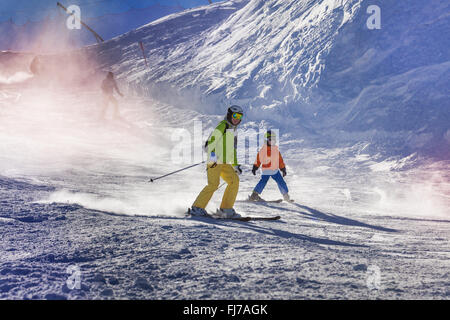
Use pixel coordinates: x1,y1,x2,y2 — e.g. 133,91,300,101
90,209,367,248
253,201,398,233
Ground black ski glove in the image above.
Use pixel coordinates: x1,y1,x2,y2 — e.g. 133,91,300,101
252,165,259,175
233,165,242,175
280,167,287,177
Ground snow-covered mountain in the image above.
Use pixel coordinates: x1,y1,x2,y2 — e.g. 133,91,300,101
84,0,449,159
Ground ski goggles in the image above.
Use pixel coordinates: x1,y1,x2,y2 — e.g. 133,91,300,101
232,112,243,120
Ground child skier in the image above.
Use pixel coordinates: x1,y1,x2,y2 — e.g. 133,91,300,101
189,105,244,218
100,72,123,119
249,130,292,202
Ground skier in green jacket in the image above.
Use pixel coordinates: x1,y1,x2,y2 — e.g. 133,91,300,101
190,105,244,218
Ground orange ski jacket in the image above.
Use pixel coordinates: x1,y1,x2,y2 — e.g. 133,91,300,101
254,144,285,172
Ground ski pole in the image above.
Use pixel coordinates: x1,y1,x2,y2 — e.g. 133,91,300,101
149,161,205,182
218,182,226,190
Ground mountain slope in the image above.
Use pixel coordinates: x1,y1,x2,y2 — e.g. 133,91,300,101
86,0,449,158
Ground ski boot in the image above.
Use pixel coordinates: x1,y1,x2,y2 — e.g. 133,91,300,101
215,208,241,219
189,206,208,217
283,193,293,202
249,191,264,202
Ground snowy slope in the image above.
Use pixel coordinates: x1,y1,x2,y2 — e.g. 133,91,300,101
0,0,449,301
0,65,449,301
1,164,450,300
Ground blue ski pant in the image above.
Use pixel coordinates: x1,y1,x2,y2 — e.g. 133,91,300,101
253,171,289,195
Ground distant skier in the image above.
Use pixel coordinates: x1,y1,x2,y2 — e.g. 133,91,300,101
100,72,123,119
189,105,244,218
249,130,292,202
30,56,42,76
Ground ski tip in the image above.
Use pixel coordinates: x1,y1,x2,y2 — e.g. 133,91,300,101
265,215,281,220
247,215,281,221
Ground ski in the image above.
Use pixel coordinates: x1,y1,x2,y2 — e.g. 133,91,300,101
237,199,283,204
206,214,281,222
245,215,281,221
186,209,280,222
209,214,281,221
210,215,252,222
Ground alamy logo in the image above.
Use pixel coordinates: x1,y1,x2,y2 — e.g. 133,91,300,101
66,5,81,30
66,265,81,290
170,121,280,165
366,5,381,30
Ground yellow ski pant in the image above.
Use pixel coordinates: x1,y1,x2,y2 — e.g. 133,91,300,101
192,164,239,210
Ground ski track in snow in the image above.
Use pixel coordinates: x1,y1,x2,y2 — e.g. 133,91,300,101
0,87,449,299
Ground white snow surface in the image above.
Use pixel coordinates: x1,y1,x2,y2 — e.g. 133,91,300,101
83,0,449,158
0,86,449,299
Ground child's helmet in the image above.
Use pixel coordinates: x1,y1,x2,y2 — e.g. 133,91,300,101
265,130,276,140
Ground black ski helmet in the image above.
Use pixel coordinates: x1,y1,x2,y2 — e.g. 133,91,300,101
226,105,244,124
265,130,276,140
